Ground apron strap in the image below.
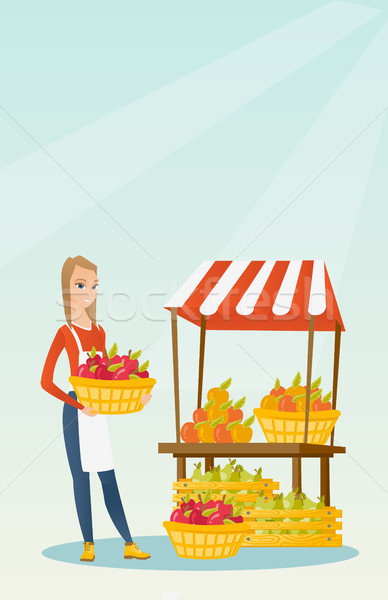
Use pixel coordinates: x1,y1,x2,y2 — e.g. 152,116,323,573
66,323,83,354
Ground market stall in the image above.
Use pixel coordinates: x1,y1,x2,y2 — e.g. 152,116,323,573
158,259,346,506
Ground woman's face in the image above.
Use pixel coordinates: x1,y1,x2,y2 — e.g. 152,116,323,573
69,265,99,316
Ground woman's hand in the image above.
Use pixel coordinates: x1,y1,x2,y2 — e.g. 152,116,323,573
82,406,99,417
141,394,152,406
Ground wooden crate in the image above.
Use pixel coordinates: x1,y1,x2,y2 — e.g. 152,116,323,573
172,480,342,548
173,478,279,506
241,507,342,547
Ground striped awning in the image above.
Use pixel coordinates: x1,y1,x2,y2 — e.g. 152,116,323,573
164,260,344,331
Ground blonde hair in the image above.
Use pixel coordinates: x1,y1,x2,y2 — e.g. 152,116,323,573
61,255,97,328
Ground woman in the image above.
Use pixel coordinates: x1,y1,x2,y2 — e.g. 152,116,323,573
41,255,151,562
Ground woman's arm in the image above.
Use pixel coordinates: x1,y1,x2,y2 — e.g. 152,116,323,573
41,328,84,410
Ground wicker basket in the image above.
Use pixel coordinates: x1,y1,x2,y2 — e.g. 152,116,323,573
253,408,340,444
163,521,248,559
69,376,156,415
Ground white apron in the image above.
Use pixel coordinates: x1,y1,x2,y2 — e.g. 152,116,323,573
68,325,114,473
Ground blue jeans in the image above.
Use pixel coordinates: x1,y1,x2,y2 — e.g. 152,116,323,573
63,393,132,543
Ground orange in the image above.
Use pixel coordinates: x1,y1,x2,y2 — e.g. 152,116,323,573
206,387,229,406
197,423,214,443
231,425,253,443
260,394,279,410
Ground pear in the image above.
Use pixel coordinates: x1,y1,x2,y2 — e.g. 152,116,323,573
220,459,235,482
210,465,222,482
283,489,298,509
192,462,203,482
239,466,254,482
302,493,317,510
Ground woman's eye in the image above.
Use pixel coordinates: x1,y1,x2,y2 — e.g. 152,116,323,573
92,285,98,290
76,283,85,289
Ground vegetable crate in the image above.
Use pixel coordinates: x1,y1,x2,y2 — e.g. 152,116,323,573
173,479,279,507
241,506,342,547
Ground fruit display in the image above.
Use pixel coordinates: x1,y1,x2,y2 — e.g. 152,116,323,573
254,488,326,535
254,372,340,444
259,373,332,413
76,344,151,381
180,378,255,443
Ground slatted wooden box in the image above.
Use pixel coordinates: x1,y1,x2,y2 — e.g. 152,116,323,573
173,480,342,548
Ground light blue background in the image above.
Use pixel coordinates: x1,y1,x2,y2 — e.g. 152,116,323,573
1,1,387,598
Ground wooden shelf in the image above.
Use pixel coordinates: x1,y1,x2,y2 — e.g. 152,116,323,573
158,442,346,459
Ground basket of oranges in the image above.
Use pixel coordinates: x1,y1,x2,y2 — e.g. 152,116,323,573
69,345,156,415
253,373,340,444
180,378,255,443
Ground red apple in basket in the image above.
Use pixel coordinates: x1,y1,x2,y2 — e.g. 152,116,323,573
229,515,244,523
113,366,131,380
76,364,95,379
170,509,189,524
95,364,113,380
86,354,101,368
189,510,207,525
215,501,232,518
206,511,225,525
137,370,149,378
180,499,196,513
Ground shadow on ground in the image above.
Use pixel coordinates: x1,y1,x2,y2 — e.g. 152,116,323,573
42,536,359,571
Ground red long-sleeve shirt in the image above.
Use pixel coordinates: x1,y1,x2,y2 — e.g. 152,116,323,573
41,323,106,410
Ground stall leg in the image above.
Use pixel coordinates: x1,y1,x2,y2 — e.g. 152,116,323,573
320,457,330,505
177,457,186,480
205,457,214,472
292,457,302,492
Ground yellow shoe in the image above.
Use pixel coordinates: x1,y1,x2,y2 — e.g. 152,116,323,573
124,542,150,560
80,542,95,562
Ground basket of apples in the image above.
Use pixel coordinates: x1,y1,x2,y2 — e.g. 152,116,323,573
69,344,156,415
253,373,340,444
163,490,249,559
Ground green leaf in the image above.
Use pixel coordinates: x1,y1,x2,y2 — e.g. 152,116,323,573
129,373,141,380
219,400,233,411
321,391,332,404
233,397,246,410
226,419,242,430
184,492,191,503
130,349,142,360
203,398,215,411
309,388,322,402
184,510,193,518
292,372,302,388
274,378,280,391
107,361,124,372
243,415,255,428
311,376,322,389
223,518,235,525
202,507,217,517
89,365,98,373
194,420,209,430
234,505,244,517
202,489,212,504
210,416,224,428
219,377,232,391
224,494,236,505
90,346,97,358
107,343,118,359
139,360,149,372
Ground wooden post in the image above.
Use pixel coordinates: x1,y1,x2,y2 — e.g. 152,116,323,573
171,308,181,444
304,315,315,444
292,457,302,492
330,320,342,445
205,457,214,472
177,457,186,480
197,314,207,409
320,457,330,505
